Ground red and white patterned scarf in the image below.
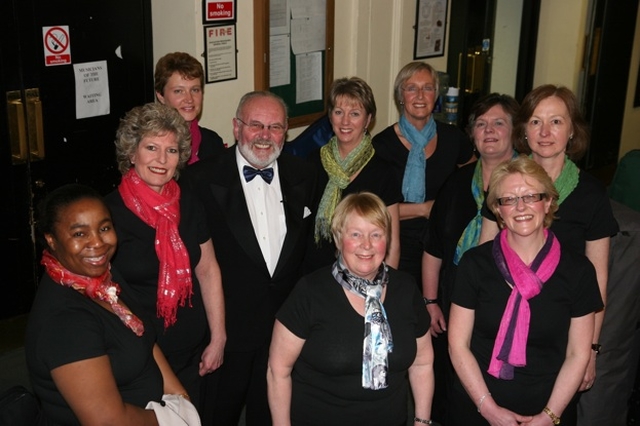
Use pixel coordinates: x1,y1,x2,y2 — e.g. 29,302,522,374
118,168,193,328
42,250,145,336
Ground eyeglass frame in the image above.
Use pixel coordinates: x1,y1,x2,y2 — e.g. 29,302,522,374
235,117,287,135
401,85,437,95
496,193,548,206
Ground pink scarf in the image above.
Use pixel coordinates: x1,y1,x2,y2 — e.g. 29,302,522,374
118,168,193,328
188,120,202,164
488,228,561,379
42,250,145,336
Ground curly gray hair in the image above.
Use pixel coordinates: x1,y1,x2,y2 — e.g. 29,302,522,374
114,102,191,179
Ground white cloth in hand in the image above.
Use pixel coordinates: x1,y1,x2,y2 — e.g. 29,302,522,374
145,394,201,426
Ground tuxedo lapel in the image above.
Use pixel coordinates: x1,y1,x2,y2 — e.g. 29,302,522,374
209,155,270,275
272,157,307,278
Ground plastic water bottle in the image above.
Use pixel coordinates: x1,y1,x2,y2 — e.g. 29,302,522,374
444,87,459,126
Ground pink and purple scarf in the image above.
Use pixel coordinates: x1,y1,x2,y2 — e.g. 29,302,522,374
488,228,561,379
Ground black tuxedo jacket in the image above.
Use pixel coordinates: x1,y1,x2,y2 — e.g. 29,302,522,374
182,147,316,351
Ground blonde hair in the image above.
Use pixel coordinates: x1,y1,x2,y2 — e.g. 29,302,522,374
487,155,559,229
331,192,391,254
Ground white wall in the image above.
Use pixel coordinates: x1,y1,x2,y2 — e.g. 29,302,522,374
491,0,523,96
151,0,639,157
151,0,255,145
533,0,588,91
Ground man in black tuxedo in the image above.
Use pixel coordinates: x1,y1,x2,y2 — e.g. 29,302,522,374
183,91,316,425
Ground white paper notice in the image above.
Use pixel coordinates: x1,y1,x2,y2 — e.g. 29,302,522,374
295,52,322,103
291,15,325,55
290,0,325,19
270,35,291,87
73,61,110,119
270,0,289,36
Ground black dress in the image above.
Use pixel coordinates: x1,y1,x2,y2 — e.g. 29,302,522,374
105,185,210,406
372,122,474,285
449,241,603,424
26,270,162,425
277,266,430,426
304,149,402,273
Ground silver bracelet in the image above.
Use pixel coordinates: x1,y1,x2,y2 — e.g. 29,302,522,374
477,392,491,413
414,417,433,424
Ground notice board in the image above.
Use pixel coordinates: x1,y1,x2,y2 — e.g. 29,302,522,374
253,0,334,128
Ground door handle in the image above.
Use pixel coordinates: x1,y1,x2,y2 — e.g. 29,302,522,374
5,88,45,164
465,51,486,94
26,88,45,161
6,90,29,164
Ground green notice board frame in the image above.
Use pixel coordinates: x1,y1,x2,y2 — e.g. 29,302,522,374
253,0,334,128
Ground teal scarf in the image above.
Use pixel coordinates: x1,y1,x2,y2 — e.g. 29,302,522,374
454,151,518,265
399,114,436,203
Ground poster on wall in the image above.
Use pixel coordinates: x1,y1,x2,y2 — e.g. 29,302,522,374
414,0,448,59
203,0,236,24
204,24,237,83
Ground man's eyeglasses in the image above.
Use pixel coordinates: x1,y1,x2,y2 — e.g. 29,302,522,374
402,85,436,95
236,117,286,135
497,193,548,206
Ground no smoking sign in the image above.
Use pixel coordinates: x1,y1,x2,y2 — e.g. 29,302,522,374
43,25,71,66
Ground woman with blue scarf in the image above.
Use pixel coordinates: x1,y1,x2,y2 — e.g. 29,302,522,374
373,62,475,287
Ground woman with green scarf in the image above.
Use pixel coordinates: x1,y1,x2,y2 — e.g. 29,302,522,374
479,85,618,419
305,77,402,273
422,93,519,424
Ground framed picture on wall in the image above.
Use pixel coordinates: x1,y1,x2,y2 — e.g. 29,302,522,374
413,0,448,59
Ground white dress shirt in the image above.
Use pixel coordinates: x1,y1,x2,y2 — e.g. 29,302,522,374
236,150,287,276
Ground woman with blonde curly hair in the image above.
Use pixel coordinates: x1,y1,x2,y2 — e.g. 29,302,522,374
106,102,226,418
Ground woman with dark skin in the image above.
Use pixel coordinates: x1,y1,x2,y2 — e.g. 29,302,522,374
26,184,189,425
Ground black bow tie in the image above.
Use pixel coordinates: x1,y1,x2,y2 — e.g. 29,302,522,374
243,165,274,184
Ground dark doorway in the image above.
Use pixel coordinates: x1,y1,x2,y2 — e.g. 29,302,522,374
580,0,640,173
1,0,154,319
446,0,540,127
446,0,496,128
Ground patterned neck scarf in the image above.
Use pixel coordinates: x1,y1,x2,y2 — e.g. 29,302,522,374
188,120,201,165
453,160,484,265
399,114,437,203
454,151,518,265
554,156,580,205
42,250,144,336
315,135,375,243
488,229,561,379
118,168,193,328
332,256,393,390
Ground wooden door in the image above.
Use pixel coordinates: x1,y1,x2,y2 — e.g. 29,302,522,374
0,0,154,319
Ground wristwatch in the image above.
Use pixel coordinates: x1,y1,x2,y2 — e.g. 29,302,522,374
423,297,439,306
591,343,602,355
